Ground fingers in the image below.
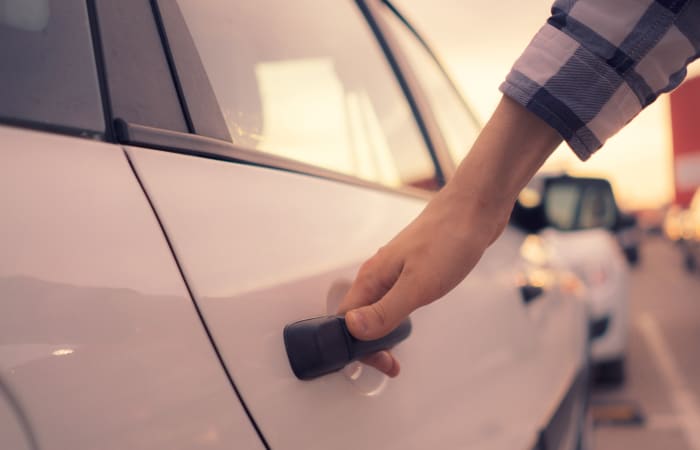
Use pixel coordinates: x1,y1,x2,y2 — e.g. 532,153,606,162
345,266,421,341
335,251,408,377
337,248,399,315
360,351,400,377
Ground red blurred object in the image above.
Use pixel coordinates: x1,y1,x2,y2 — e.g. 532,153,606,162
670,76,700,208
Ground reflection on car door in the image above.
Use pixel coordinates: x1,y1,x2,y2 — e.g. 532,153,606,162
126,0,589,448
0,128,264,450
130,146,555,449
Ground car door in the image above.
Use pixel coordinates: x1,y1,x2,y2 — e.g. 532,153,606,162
125,1,587,449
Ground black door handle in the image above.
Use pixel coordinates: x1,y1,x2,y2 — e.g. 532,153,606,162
520,284,544,304
284,315,412,380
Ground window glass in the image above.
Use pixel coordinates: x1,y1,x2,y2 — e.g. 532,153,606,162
544,183,581,230
176,0,438,190
380,4,481,164
578,186,616,229
0,0,104,135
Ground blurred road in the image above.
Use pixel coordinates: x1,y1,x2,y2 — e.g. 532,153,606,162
593,236,700,450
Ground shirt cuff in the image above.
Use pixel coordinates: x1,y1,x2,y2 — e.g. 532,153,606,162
499,24,642,161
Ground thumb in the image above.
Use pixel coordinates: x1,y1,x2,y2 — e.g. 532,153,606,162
345,271,418,341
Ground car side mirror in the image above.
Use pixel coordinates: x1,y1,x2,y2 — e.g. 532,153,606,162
614,212,637,231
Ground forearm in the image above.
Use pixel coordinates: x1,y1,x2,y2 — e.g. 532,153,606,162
440,95,562,242
339,97,563,363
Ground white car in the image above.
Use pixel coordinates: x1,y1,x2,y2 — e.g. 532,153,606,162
0,1,591,449
513,175,631,384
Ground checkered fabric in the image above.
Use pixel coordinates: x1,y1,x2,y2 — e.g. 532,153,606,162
500,0,700,160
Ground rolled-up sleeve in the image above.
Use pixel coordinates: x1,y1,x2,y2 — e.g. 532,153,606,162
500,0,700,160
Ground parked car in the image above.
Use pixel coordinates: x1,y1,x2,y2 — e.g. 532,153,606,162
678,188,700,272
512,175,631,385
616,212,642,266
0,1,592,449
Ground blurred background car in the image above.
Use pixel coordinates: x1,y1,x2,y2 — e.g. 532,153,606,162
663,204,689,242
615,212,642,267
678,188,700,273
512,175,632,385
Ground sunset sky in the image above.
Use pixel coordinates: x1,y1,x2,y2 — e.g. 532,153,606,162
397,0,700,210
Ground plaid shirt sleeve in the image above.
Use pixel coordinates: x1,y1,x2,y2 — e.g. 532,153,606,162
500,0,700,160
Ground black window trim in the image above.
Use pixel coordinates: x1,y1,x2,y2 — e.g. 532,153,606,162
0,116,104,141
354,0,446,187
93,0,189,136
381,0,483,130
86,0,114,142
366,0,485,180
149,0,231,141
360,0,455,180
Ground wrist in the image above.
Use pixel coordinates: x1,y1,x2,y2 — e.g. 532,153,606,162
436,96,562,245
432,181,512,248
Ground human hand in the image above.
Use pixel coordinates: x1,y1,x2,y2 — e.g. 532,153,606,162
336,96,562,377
336,185,510,377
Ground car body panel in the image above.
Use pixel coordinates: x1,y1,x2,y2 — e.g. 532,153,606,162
128,146,587,450
1,0,592,446
0,383,33,450
0,126,263,450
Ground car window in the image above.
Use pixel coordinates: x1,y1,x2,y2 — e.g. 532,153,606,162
379,3,481,165
0,0,104,136
176,0,438,190
578,185,616,229
544,183,580,230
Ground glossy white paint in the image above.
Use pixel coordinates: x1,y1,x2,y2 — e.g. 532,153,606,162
0,384,32,450
0,126,263,450
129,147,587,450
542,228,630,362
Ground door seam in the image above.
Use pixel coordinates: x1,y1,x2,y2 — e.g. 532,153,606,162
122,147,271,450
